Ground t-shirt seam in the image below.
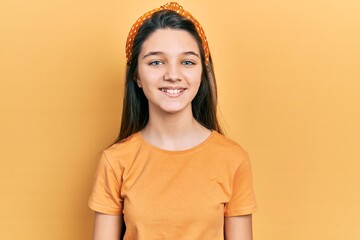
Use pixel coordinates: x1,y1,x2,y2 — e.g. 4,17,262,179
135,131,217,156
102,152,120,187
224,204,258,216
88,199,122,214
229,154,250,192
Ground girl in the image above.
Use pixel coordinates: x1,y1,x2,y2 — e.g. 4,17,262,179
89,2,257,239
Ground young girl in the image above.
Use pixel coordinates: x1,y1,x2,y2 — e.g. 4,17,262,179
89,2,257,239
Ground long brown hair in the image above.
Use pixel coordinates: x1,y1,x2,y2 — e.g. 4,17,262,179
114,10,223,143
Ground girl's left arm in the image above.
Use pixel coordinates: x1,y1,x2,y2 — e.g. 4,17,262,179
224,214,253,240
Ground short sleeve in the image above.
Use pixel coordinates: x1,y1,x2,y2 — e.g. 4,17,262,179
224,156,257,216
88,152,123,215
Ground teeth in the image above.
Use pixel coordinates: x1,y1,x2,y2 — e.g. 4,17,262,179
161,89,183,94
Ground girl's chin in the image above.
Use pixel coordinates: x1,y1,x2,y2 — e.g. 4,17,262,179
151,104,192,115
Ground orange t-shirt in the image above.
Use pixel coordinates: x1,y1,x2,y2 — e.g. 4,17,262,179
88,131,257,239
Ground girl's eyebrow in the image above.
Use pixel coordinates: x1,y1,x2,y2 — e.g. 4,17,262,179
143,51,200,59
183,51,200,58
143,51,164,59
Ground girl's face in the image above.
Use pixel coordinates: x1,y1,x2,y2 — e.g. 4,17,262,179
137,28,202,116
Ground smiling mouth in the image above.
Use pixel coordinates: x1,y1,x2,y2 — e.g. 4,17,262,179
159,88,186,95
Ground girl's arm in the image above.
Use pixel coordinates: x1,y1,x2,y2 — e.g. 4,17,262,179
224,214,253,240
92,212,122,240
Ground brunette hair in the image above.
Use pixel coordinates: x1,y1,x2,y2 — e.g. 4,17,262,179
114,10,223,143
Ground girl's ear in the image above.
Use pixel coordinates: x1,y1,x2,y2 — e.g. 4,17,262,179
136,78,142,88
133,74,142,88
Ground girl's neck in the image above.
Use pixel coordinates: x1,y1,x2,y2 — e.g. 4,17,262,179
140,109,211,151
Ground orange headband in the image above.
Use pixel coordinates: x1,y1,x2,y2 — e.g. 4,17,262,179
125,2,210,65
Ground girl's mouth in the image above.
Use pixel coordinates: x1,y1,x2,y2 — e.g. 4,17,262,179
159,88,186,95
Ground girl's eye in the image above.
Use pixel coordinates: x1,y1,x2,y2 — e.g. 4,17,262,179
149,60,163,66
182,60,195,66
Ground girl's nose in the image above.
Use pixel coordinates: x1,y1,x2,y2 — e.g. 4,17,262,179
163,63,182,82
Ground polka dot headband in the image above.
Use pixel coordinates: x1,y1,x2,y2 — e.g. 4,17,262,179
125,2,210,65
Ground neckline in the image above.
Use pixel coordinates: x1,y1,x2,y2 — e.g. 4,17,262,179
135,130,216,155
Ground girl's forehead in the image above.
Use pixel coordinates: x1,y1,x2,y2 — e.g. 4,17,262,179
141,29,200,53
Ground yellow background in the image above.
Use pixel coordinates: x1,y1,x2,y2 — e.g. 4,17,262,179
1,0,359,239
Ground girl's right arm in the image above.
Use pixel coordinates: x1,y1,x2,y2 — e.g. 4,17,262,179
92,212,122,240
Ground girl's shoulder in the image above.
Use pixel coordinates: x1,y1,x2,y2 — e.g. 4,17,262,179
101,132,143,165
107,132,141,151
210,131,249,156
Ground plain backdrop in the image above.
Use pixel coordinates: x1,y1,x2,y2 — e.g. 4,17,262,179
1,0,359,239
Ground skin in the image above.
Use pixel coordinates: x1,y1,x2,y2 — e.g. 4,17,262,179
93,213,122,240
225,215,253,240
137,29,202,116
92,29,253,240
137,29,210,150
